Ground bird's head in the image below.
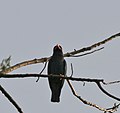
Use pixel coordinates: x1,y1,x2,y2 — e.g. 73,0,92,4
53,44,63,56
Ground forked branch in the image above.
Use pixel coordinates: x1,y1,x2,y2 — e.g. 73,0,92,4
66,79,120,113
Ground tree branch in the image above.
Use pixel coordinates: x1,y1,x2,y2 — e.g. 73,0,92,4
0,84,23,113
0,73,120,102
66,79,120,113
64,32,120,57
0,58,49,74
71,47,104,57
0,32,119,74
36,61,47,82
0,32,119,113
0,73,104,82
96,81,120,101
103,80,120,85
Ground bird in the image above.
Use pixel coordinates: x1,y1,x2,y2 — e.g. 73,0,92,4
47,44,67,102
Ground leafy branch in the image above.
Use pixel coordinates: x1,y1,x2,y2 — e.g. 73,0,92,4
0,56,11,71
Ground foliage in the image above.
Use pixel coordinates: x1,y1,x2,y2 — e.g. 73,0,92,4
0,56,11,71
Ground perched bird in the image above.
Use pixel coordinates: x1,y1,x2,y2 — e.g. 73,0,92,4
48,44,67,102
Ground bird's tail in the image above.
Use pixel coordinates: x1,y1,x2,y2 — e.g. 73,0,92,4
51,90,60,102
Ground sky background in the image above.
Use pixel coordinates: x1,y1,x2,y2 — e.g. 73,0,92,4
0,0,120,113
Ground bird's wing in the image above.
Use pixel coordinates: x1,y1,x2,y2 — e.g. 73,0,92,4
63,59,67,76
48,58,52,74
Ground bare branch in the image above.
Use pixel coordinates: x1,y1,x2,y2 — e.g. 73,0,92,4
36,61,47,82
71,47,104,57
0,73,104,82
0,32,119,74
103,80,120,85
0,73,120,102
0,58,49,74
66,79,120,113
0,85,23,113
96,81,120,101
39,61,47,75
105,103,120,113
64,32,120,57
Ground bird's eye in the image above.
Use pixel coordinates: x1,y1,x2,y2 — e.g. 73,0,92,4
54,46,58,49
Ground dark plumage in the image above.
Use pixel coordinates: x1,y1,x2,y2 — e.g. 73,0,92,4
48,44,67,102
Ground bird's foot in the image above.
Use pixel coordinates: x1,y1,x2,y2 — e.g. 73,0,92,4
59,74,64,80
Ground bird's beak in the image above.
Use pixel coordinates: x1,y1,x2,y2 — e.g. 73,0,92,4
56,44,62,50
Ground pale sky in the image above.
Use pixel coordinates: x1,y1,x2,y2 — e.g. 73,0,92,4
0,0,120,113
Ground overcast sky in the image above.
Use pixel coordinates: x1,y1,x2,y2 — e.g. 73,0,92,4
0,0,120,113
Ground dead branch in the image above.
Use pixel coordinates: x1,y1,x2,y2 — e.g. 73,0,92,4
71,47,104,57
0,85,23,113
105,103,120,113
103,80,120,85
64,32,120,57
0,58,49,74
0,73,120,102
96,81,120,101
0,73,104,82
66,79,120,113
36,61,47,82
0,32,119,74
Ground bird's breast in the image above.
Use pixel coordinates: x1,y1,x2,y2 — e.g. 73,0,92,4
48,58,64,75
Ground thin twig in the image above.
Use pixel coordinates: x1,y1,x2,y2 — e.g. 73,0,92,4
105,103,120,113
66,79,119,112
0,32,119,74
103,80,120,85
71,47,104,57
36,61,47,82
96,81,120,101
0,85,23,113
